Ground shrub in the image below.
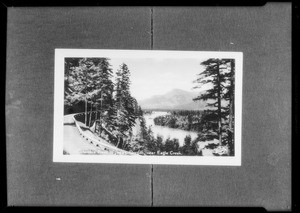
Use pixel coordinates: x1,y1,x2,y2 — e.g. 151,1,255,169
212,146,229,156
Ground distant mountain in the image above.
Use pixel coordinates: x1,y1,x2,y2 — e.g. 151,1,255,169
138,89,206,111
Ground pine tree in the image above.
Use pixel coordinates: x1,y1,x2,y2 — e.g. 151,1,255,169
64,58,115,128
64,58,88,119
220,59,235,155
114,63,138,147
164,138,180,154
137,106,148,140
65,58,151,151
92,58,115,131
193,58,226,145
79,58,108,127
64,58,81,109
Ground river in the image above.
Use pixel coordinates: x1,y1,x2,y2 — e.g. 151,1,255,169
143,111,199,146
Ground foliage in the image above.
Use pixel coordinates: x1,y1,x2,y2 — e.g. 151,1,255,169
64,57,235,156
180,135,199,155
64,58,143,149
212,146,229,156
114,64,136,133
193,58,235,155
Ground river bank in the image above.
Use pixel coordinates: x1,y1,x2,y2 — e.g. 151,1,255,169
143,111,198,146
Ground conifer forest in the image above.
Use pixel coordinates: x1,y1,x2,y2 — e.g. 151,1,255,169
64,57,235,156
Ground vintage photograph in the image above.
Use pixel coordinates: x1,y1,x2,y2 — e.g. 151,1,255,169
53,49,242,165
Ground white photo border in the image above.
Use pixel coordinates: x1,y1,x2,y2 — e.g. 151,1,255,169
53,49,243,166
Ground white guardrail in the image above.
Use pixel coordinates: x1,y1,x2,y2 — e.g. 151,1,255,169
71,113,136,155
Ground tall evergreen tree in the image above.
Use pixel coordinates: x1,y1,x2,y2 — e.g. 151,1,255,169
64,58,81,108
193,58,226,145
114,63,137,147
220,59,235,155
91,58,115,130
64,58,115,128
80,58,115,127
64,58,88,120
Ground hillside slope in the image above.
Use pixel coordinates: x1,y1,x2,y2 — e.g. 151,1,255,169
139,89,205,110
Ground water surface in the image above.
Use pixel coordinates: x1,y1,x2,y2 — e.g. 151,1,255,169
144,111,198,146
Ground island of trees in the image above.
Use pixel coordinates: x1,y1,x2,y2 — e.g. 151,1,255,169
64,57,235,156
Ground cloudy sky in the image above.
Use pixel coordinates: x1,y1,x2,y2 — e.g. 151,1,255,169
109,57,210,101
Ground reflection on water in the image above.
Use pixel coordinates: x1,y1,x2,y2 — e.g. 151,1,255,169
144,111,198,146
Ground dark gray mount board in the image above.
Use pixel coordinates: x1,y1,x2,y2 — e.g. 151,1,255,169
6,4,291,209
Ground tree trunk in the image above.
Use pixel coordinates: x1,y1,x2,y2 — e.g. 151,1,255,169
230,59,235,132
95,106,98,123
116,137,121,148
95,109,98,132
228,59,235,155
88,102,93,127
229,60,235,130
217,61,222,146
84,69,88,126
122,140,126,149
85,97,87,126
229,103,233,129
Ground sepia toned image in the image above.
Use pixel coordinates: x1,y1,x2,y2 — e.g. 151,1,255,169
53,49,243,165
